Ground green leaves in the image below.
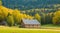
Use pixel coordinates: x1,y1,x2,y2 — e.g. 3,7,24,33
7,15,14,26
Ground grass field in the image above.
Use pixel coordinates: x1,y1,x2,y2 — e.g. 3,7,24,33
41,24,60,29
0,26,60,33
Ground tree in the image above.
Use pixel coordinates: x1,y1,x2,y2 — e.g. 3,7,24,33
45,13,53,24
12,9,21,24
0,6,8,21
0,1,8,21
52,11,60,24
12,9,34,24
41,13,46,24
34,13,41,22
7,15,14,26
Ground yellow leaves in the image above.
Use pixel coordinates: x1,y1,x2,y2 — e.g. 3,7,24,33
13,9,20,16
35,13,40,18
52,17,58,24
0,10,2,15
8,9,13,14
23,14,27,19
0,6,9,18
55,11,60,16
34,13,41,21
13,9,20,17
52,10,60,24
12,9,34,23
0,6,34,23
27,16,34,20
20,14,33,20
12,10,21,23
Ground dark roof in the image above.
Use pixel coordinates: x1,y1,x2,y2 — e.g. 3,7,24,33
22,19,40,24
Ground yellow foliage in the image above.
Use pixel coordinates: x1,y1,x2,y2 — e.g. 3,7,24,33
8,9,13,14
52,11,60,24
12,9,21,23
0,6,9,20
34,13,41,21
0,5,34,23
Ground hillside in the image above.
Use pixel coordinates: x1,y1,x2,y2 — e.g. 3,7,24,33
2,0,60,10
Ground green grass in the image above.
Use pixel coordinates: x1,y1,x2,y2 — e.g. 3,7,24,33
41,24,60,30
0,26,60,33
42,24,60,27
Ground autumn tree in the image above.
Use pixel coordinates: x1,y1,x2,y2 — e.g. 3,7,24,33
52,11,60,24
12,9,22,24
23,14,34,19
34,13,41,22
0,6,8,21
0,1,8,21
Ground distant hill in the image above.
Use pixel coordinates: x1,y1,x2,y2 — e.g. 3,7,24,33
2,0,60,10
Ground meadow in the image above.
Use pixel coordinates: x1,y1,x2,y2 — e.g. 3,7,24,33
0,26,60,33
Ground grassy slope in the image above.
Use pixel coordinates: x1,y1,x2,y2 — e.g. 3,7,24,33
41,24,60,29
0,26,60,33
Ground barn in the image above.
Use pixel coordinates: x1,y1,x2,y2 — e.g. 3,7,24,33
21,19,40,28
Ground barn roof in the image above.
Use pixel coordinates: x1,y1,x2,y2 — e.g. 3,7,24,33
22,19,40,24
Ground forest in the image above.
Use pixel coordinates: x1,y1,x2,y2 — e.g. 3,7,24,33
2,0,60,10
0,0,60,33
0,0,60,27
